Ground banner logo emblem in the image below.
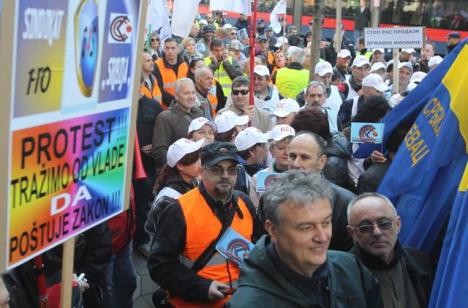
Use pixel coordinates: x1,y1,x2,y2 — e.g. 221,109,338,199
108,13,133,44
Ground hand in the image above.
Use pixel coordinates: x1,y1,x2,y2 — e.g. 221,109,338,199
210,56,219,66
244,105,255,122
208,280,229,301
72,273,90,293
141,144,152,155
222,50,229,62
370,150,387,163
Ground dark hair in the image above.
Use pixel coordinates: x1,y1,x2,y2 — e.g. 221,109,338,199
288,34,303,47
215,128,238,142
153,149,201,193
291,108,332,142
237,143,263,160
232,76,250,89
164,36,177,45
187,57,205,81
358,36,365,46
210,38,225,50
352,96,391,123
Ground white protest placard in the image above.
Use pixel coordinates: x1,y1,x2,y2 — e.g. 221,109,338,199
364,27,425,49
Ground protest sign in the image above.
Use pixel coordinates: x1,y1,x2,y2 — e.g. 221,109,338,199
351,122,385,144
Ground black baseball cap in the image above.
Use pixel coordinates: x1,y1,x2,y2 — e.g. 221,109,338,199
448,32,460,39
201,142,238,167
256,35,267,42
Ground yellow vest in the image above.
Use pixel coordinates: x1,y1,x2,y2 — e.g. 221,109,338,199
205,56,234,97
275,67,309,99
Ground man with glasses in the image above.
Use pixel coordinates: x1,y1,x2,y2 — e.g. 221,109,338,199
148,142,261,308
347,193,434,308
219,76,272,133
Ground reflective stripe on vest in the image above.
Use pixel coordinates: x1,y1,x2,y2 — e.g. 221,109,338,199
275,67,309,99
205,56,233,97
155,58,189,97
170,188,254,308
139,79,162,104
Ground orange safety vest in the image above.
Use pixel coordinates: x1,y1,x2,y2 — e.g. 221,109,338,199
154,58,189,97
139,75,162,104
170,188,254,308
267,51,274,67
207,92,218,117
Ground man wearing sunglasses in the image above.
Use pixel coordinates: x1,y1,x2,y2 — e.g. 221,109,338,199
148,142,262,307
347,193,434,308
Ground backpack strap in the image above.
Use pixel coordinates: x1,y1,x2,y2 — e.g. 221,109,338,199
155,187,182,201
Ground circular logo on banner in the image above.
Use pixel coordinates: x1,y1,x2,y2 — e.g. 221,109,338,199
226,239,251,265
110,15,132,43
359,124,380,143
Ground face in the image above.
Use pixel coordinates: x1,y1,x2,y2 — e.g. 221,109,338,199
270,139,291,169
197,70,214,92
212,45,225,61
202,160,238,199
190,24,199,37
204,31,215,40
164,41,179,62
336,56,350,69
258,40,268,52
177,158,202,180
274,53,286,68
250,144,267,164
276,113,295,125
175,82,196,110
191,124,215,145
191,60,206,74
305,86,326,108
399,67,412,84
184,40,196,53
142,53,154,73
421,44,434,60
347,197,401,263
288,134,327,172
372,51,384,62
352,65,370,84
150,35,160,48
266,199,332,276
254,74,269,93
230,30,238,39
315,73,332,87
231,86,250,109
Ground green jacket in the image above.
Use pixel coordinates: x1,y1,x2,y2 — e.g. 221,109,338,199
227,235,382,308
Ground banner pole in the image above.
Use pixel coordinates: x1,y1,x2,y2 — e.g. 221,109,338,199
60,237,76,308
249,0,257,106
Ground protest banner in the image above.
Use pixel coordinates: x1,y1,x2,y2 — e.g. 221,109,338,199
0,0,146,274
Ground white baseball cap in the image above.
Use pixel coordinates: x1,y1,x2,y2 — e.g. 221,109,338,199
214,111,249,133
370,62,386,73
223,23,233,29
352,55,371,68
253,65,270,77
428,55,443,68
337,49,351,58
272,98,300,118
410,71,427,84
167,138,204,167
398,62,413,73
362,73,389,92
268,124,296,142
188,117,216,134
372,48,385,54
235,127,268,151
401,48,416,54
314,61,333,76
274,36,288,48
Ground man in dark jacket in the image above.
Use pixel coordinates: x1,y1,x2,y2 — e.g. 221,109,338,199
288,132,355,251
227,171,381,307
347,193,434,308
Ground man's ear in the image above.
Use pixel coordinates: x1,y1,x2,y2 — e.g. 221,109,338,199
346,224,356,241
265,219,278,243
318,154,327,171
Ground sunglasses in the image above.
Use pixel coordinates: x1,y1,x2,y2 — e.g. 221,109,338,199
205,165,238,177
151,38,160,42
353,219,394,234
232,89,249,96
231,32,237,35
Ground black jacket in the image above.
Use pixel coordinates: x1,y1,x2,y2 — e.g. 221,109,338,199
329,182,355,251
136,95,163,146
339,95,365,129
350,243,434,308
147,184,263,302
227,235,382,308
357,160,391,194
324,133,353,190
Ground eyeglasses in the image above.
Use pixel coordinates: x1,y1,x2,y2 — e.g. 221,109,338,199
232,89,249,96
151,38,160,42
205,165,238,177
352,218,395,234
230,32,237,35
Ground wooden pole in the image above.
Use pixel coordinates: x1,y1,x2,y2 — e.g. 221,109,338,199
293,0,303,33
249,0,257,105
371,0,380,28
336,0,343,53
60,237,76,308
309,0,324,81
392,48,400,94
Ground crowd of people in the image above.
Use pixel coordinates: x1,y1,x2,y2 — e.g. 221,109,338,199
0,7,462,308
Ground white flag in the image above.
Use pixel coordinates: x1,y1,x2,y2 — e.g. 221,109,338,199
270,0,286,34
210,0,251,16
171,0,200,38
146,0,172,42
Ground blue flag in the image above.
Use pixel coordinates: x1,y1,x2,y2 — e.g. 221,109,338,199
429,164,468,307
376,39,468,251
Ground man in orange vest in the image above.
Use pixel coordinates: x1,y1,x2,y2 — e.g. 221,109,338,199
153,37,189,107
141,52,162,102
194,66,218,120
148,142,262,308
